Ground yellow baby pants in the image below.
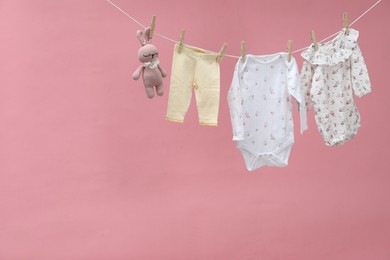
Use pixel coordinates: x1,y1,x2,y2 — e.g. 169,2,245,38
166,44,220,126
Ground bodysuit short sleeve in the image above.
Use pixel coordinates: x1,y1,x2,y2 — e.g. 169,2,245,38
227,62,245,141
351,44,371,97
286,58,308,134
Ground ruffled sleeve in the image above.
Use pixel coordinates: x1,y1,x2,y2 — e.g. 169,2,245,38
351,44,371,97
300,60,315,111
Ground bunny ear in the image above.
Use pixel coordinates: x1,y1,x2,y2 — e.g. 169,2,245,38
144,27,151,43
136,30,145,46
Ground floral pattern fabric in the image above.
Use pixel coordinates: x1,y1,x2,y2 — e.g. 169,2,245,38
227,53,307,171
301,28,371,146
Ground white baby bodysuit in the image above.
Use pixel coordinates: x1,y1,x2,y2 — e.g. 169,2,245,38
228,53,307,171
301,28,371,146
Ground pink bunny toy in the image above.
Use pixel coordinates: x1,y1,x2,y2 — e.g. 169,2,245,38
132,27,167,99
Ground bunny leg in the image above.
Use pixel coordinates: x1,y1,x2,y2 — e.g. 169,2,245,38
145,86,155,99
155,83,164,96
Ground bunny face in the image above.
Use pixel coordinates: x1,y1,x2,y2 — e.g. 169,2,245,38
136,27,160,62
138,44,159,63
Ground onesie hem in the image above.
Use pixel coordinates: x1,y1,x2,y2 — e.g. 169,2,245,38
325,129,359,146
236,135,294,171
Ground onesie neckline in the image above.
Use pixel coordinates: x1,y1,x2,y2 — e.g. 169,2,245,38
301,28,359,66
239,53,290,74
245,52,288,65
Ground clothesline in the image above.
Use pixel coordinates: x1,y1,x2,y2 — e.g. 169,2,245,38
106,0,382,58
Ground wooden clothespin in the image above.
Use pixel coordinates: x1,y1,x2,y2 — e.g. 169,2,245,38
216,43,228,63
287,40,293,62
241,41,246,63
343,12,349,35
178,30,185,53
310,30,319,51
149,15,156,39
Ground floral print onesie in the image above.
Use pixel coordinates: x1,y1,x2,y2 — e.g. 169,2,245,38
301,28,371,146
228,53,307,171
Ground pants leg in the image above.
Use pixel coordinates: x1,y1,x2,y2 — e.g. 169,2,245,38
166,45,195,123
194,56,220,126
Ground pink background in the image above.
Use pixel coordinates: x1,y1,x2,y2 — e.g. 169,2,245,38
0,0,389,259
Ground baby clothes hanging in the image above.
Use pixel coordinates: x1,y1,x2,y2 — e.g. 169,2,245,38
301,28,371,146
166,44,221,126
228,53,307,171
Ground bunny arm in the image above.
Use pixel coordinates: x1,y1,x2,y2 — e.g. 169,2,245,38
158,65,167,78
133,65,144,80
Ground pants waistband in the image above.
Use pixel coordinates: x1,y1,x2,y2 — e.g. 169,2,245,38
174,43,219,60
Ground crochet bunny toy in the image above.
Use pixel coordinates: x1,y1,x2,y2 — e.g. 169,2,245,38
133,27,167,98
